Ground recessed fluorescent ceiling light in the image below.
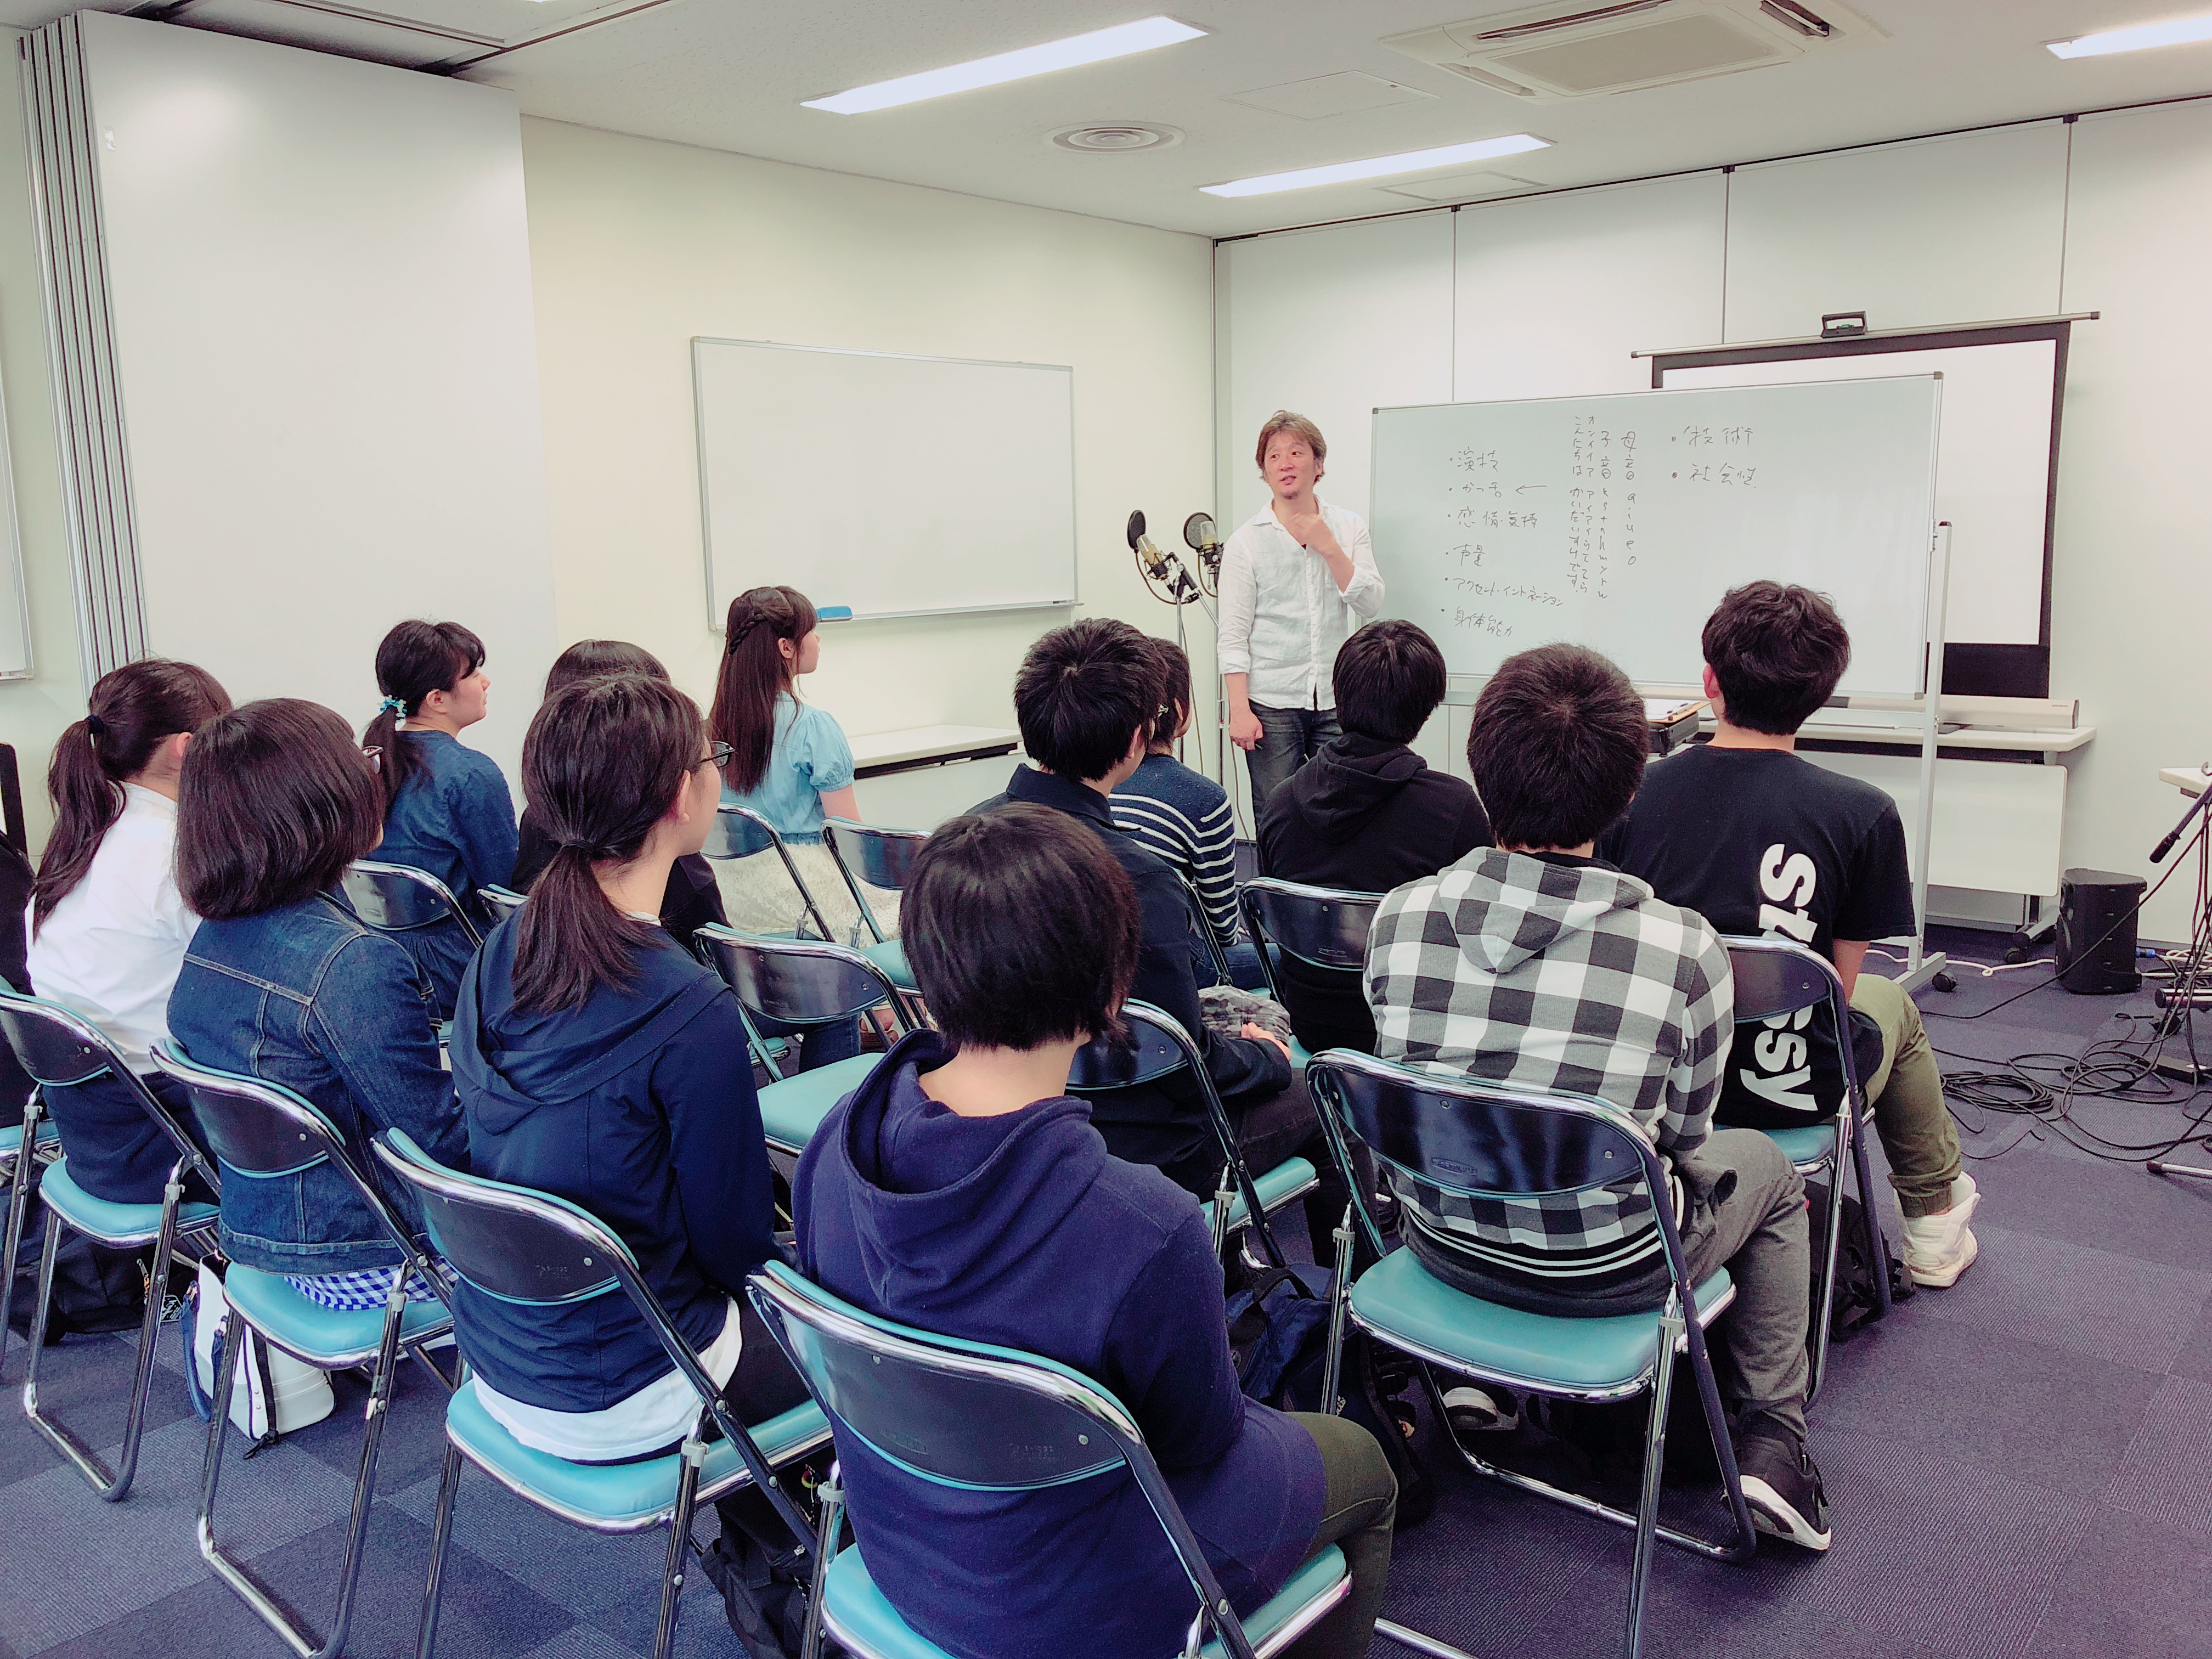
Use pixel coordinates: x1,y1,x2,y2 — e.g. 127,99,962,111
1202,134,1550,198
2049,14,2212,57
804,16,1206,114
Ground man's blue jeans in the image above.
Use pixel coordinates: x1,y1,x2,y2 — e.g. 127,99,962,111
1244,703,1341,819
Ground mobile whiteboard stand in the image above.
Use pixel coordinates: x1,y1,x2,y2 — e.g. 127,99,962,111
1894,522,1953,995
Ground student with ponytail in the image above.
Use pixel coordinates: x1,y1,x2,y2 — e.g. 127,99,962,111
168,699,466,1311
362,619,517,1015
510,640,726,953
27,659,230,1202
708,586,895,945
449,674,806,1630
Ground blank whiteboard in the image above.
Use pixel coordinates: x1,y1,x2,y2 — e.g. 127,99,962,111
694,339,1077,625
1371,376,1940,697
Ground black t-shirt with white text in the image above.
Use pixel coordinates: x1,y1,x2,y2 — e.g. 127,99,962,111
1598,745,1915,1126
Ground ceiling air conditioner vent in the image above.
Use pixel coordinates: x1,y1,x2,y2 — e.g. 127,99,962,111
1383,0,1882,101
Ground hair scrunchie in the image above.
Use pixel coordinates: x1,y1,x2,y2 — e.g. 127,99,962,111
379,695,408,716
84,713,106,737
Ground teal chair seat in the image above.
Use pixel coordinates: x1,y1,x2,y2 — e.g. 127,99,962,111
1350,1245,1733,1394
445,1376,829,1530
858,940,916,994
759,1053,883,1153
1763,1121,1841,1171
40,1157,218,1245
820,1539,1347,1659
1201,1156,1317,1237
222,1263,451,1365
1289,1037,1312,1070
1,1119,59,1158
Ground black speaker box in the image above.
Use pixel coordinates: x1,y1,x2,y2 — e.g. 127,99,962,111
2057,867,2145,995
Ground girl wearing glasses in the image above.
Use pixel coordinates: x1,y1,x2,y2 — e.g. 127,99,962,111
26,659,230,1203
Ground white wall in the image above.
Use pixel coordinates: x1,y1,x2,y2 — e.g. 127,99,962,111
521,119,1216,821
1216,108,2212,941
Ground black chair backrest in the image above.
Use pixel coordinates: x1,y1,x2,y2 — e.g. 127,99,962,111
1065,1000,1190,1093
1722,934,1842,1024
822,820,926,891
1241,878,1380,977
478,885,527,928
694,927,905,1029
702,803,781,862
374,1128,623,1306
344,860,482,947
2,990,213,1183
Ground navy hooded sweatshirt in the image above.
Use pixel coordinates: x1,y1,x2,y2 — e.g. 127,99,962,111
448,916,777,1412
794,1031,1324,1659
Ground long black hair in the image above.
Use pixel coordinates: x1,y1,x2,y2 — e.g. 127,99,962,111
363,620,484,817
709,586,815,795
514,674,704,1013
33,659,231,934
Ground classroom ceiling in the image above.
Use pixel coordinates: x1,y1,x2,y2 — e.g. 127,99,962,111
8,1,2212,238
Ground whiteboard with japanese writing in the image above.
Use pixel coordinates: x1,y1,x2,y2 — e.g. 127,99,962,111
1370,376,1940,697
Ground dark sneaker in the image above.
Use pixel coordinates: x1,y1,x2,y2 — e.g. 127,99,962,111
1443,1384,1518,1436
1735,1419,1832,1552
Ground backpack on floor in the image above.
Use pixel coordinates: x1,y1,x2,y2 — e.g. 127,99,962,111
5,1164,152,1340
1824,1187,1914,1341
1226,1263,1437,1528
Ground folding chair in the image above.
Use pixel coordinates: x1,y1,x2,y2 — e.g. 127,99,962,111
151,1040,456,1659
0,1076,61,1381
1066,1000,1313,1272
693,929,909,1155
1306,1049,1757,1659
1174,870,1238,989
821,817,924,1008
1239,878,1384,1068
343,860,485,951
372,1130,829,1659
477,884,526,928
703,803,837,943
1722,935,1892,1398
746,1259,1436,1659
0,987,220,1498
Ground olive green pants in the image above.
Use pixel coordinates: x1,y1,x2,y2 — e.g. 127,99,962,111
1850,974,1962,1218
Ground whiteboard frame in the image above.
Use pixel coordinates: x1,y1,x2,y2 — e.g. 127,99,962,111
0,363,29,679
1370,373,1942,699
691,336,1080,630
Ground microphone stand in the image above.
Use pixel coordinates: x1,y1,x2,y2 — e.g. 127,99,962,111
2151,777,2212,864
2149,772,2212,1177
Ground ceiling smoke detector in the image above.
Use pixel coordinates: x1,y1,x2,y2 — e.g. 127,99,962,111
1051,123,1183,152
1383,0,1882,100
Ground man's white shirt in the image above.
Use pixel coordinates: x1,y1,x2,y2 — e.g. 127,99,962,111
1217,495,1385,712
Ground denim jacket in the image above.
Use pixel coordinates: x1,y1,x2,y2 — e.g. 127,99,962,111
377,729,517,1018
167,890,467,1276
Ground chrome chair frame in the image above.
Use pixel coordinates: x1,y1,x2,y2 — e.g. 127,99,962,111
1721,934,1891,1398
1174,870,1238,989
373,1130,826,1659
1306,1049,1758,1659
1239,878,1383,1009
704,803,837,943
152,1040,456,1659
820,817,923,949
695,927,912,1101
747,1260,1368,1659
0,1080,60,1381
0,986,221,1498
1066,1000,1310,1272
342,859,484,951
476,883,527,928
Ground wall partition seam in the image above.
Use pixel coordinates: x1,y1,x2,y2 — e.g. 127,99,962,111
21,14,148,684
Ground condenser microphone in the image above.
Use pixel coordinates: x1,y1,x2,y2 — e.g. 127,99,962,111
1183,511,1221,577
1126,509,1172,579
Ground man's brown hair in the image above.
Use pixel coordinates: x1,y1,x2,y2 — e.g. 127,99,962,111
1254,411,1327,473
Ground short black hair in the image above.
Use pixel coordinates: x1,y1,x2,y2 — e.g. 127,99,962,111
905,804,1141,1049
1702,582,1852,736
1334,620,1446,745
545,639,667,699
178,699,385,921
1467,645,1646,850
1012,618,1155,782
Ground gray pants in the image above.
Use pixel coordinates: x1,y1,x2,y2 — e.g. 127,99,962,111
1415,1127,1812,1438
1244,703,1341,817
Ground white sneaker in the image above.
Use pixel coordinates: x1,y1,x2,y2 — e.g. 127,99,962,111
1901,1171,1981,1288
1443,1385,1517,1436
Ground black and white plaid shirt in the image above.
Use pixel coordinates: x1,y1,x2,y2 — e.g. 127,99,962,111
1365,848,1734,1288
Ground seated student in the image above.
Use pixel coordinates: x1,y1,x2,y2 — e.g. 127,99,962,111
450,672,809,1645
1110,639,1263,989
511,640,726,953
362,619,518,1018
169,699,468,1311
1367,644,1831,1551
1259,620,1489,1056
1599,583,1978,1289
22,661,230,1200
709,585,894,949
794,804,1395,1659
974,620,1339,1238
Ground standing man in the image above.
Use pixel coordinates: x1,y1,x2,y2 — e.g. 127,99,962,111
1220,411,1385,816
